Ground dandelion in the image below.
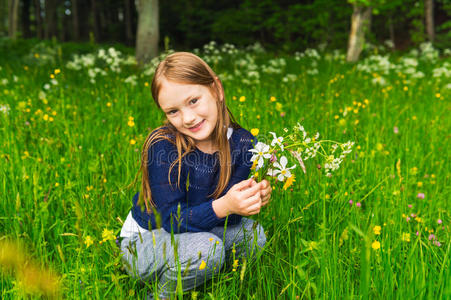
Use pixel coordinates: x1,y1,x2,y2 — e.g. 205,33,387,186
239,96,246,102
127,119,135,127
130,139,136,145
373,225,381,235
84,236,94,248
417,193,425,199
250,128,259,136
371,241,380,250
270,96,276,102
199,260,207,270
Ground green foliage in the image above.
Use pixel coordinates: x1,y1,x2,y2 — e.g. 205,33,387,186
0,39,450,299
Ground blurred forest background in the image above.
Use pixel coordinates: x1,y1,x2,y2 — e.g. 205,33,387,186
1,0,451,62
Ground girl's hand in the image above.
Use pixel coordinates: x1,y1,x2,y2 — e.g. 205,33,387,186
220,178,262,216
258,179,272,207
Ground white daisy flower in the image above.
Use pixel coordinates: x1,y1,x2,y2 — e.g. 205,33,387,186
269,132,284,151
273,156,296,181
249,142,271,169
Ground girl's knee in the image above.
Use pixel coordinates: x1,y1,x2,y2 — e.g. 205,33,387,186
255,224,266,249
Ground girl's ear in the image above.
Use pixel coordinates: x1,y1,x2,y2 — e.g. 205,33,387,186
213,76,224,102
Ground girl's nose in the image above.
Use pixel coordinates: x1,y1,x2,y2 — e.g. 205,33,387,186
182,111,196,126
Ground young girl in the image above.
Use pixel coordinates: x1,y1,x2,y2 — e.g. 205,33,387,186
119,52,271,298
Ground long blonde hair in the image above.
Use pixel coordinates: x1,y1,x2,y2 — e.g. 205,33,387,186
138,52,239,213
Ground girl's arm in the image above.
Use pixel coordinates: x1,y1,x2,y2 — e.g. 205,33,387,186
147,139,225,233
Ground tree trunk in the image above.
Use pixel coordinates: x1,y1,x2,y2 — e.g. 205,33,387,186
72,0,79,40
21,0,31,38
44,0,58,39
136,0,159,65
91,0,100,42
33,0,43,38
388,15,395,48
124,0,133,45
425,0,434,42
8,0,19,39
346,4,372,62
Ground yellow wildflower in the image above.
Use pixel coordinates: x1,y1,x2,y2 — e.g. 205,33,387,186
106,102,112,107
417,182,423,187
127,120,135,127
130,139,136,145
371,241,380,250
54,69,61,75
239,96,246,102
84,236,94,248
283,174,295,190
435,93,440,98
270,96,276,102
401,232,410,242
199,260,207,270
101,229,115,243
376,143,383,151
250,128,259,136
373,225,381,235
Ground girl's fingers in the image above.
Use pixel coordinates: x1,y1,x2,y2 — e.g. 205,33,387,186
246,201,261,215
240,182,262,198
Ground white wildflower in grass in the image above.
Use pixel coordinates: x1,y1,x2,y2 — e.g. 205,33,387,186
249,142,271,169
124,75,138,86
248,123,354,189
1,78,8,85
272,156,296,182
0,104,11,115
269,132,284,151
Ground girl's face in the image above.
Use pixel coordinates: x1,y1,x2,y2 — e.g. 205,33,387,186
158,79,219,150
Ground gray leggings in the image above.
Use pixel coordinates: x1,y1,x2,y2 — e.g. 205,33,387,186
120,217,266,298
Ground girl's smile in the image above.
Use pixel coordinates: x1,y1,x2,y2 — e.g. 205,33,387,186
188,119,205,132
158,78,219,151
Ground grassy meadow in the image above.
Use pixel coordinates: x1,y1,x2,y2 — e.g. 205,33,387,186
0,39,450,299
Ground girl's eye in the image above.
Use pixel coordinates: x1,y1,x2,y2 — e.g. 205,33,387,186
190,98,198,105
167,110,177,115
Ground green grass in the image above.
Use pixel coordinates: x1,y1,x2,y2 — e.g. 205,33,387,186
0,39,450,299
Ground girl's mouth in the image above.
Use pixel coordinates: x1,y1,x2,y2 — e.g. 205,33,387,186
189,120,204,132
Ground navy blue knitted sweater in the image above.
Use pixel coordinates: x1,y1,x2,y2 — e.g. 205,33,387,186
131,127,255,233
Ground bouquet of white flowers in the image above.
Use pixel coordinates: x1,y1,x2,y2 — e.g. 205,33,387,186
249,123,355,189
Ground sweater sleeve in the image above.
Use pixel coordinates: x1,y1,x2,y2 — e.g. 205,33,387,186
148,139,223,233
